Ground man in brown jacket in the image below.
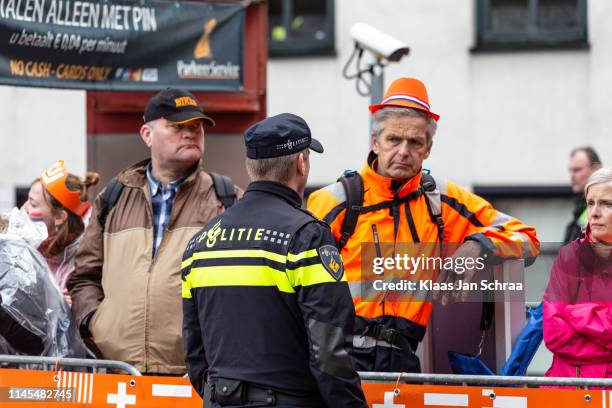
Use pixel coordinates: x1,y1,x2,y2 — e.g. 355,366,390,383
68,88,241,375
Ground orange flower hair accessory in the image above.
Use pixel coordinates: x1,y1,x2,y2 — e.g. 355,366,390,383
40,160,91,217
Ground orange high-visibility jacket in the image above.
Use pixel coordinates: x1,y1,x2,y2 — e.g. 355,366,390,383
307,156,540,341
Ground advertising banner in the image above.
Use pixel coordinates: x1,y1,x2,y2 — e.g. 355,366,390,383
0,0,244,91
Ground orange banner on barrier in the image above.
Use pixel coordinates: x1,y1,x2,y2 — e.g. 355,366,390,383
364,383,608,408
0,368,609,407
0,368,200,407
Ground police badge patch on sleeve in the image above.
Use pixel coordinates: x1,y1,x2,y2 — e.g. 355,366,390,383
318,245,344,281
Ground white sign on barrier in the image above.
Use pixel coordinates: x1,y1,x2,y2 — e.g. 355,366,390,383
373,391,405,408
106,382,136,408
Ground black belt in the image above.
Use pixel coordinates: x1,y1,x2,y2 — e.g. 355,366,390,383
205,381,323,406
246,385,322,406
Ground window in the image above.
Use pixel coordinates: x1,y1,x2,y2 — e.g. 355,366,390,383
269,0,335,57
475,0,588,51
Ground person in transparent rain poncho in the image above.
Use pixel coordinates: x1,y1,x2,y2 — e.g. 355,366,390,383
0,160,91,360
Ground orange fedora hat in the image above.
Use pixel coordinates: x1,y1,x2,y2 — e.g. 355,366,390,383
369,77,440,121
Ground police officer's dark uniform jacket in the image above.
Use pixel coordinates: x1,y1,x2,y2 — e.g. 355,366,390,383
181,113,367,407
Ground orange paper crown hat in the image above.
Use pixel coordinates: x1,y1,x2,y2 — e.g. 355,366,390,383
40,160,91,217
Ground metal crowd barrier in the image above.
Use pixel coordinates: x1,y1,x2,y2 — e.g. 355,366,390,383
2,355,611,389
359,371,612,389
0,354,142,376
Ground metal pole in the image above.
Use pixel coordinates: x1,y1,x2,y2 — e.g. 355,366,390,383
369,61,384,135
0,354,142,376
359,371,612,388
370,63,384,107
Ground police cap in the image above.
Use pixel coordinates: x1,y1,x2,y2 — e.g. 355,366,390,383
244,113,324,159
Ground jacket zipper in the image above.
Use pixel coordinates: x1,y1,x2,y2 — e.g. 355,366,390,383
143,186,155,373
371,224,382,258
372,223,385,315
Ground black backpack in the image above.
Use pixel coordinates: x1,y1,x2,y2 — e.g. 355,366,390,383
336,169,444,250
97,172,236,229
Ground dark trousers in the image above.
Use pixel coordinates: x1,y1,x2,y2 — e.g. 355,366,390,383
352,345,421,373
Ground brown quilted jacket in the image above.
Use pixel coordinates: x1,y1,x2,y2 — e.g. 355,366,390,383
68,159,242,374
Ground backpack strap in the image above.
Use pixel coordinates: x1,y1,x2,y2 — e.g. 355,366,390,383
480,297,495,331
210,172,237,210
97,172,236,230
97,177,124,229
359,190,422,213
474,299,495,355
337,170,364,251
421,171,496,333
424,172,494,332
420,172,444,242
421,172,494,336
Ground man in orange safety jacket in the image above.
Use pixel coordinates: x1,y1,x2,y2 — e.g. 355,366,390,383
307,77,540,373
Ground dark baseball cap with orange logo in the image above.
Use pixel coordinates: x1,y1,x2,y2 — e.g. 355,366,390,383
143,88,215,126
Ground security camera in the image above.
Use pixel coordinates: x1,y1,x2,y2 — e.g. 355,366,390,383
349,22,409,62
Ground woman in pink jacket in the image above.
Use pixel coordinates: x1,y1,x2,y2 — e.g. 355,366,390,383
543,167,612,383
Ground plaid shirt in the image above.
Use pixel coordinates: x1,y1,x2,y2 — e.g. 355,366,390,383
146,165,185,258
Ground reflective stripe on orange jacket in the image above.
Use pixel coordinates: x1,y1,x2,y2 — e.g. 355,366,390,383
307,155,540,340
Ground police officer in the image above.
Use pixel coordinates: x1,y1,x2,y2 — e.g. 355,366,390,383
182,113,367,408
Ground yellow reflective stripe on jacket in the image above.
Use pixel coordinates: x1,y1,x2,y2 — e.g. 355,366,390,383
286,264,347,287
288,249,345,287
287,249,318,262
181,249,287,269
182,248,320,270
182,282,192,299
184,265,295,293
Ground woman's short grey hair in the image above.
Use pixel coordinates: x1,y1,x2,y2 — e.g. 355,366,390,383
585,166,612,196
371,106,437,144
245,149,307,183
